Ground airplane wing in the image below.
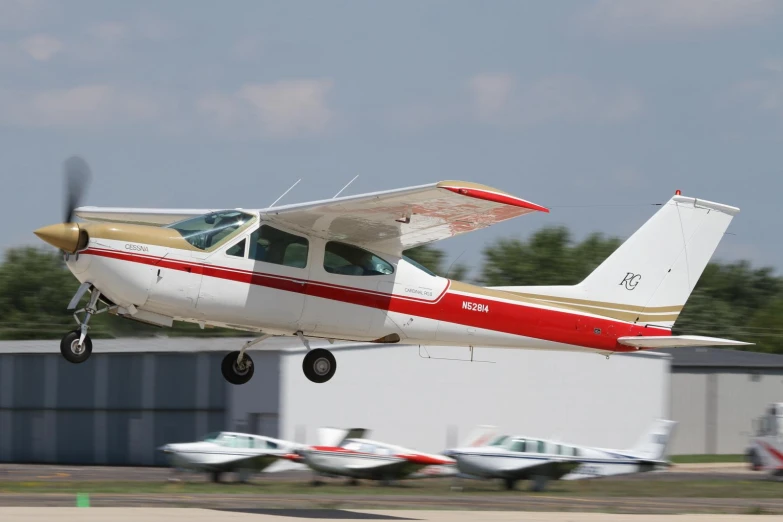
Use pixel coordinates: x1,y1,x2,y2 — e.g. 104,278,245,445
216,450,291,472
73,181,546,253
261,181,548,253
74,207,216,226
499,458,581,480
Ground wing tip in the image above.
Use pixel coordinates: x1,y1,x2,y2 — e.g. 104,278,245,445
437,182,549,213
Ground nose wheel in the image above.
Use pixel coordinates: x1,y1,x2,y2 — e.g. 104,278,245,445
60,330,93,364
303,348,336,383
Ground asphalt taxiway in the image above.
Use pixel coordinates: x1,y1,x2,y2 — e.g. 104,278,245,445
3,508,783,522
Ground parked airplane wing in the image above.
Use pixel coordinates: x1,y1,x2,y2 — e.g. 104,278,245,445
261,181,548,253
617,335,752,349
502,458,581,480
219,451,288,472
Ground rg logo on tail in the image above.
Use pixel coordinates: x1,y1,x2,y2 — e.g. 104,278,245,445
620,272,641,290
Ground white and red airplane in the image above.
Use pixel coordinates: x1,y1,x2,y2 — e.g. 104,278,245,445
294,427,481,484
34,157,749,384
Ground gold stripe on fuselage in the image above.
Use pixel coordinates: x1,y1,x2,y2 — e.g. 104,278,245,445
449,281,680,324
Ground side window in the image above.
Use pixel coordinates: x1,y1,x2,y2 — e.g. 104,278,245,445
538,441,546,453
226,239,246,258
526,441,538,453
266,440,279,450
323,242,394,276
249,225,309,268
509,439,526,452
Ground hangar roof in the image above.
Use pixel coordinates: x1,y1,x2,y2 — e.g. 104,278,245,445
654,347,783,369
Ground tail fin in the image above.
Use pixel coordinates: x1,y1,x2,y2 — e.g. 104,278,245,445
317,427,368,446
625,419,677,460
494,194,739,328
459,425,498,448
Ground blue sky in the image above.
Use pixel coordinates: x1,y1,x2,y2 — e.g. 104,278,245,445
2,0,782,277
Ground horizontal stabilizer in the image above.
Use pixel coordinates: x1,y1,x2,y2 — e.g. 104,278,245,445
617,335,752,349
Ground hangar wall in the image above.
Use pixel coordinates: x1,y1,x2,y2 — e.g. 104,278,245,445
1,339,671,466
669,369,783,455
279,345,671,455
0,344,233,466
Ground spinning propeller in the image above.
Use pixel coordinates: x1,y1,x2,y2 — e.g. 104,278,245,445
34,156,93,254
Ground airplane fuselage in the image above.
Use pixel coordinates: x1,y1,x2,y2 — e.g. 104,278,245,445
66,218,664,355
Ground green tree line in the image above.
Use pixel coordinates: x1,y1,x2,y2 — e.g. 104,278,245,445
3,227,782,352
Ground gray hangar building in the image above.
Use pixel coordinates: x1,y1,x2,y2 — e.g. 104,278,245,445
1,337,671,466
0,337,692,466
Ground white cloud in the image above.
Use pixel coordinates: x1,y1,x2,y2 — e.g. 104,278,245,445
467,74,643,126
582,0,778,34
0,85,160,129
197,79,335,138
18,33,61,61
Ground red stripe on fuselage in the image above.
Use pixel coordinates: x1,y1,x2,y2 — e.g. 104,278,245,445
81,247,669,351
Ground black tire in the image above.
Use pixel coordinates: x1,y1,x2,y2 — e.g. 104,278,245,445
503,478,516,491
748,449,762,471
60,330,92,364
221,351,254,385
302,348,336,383
210,471,222,483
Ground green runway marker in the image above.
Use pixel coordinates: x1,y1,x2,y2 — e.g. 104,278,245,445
76,493,90,507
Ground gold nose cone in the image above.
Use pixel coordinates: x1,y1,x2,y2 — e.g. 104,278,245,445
34,223,82,253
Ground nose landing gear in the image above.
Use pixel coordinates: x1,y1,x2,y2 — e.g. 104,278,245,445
60,284,113,364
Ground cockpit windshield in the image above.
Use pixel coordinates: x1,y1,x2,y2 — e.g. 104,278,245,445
166,211,254,250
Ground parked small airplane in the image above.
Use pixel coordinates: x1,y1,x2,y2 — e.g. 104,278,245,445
295,427,493,484
746,403,783,474
35,156,749,384
158,431,302,482
445,420,677,491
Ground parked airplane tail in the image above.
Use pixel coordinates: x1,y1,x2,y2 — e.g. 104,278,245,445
624,419,677,461
459,425,499,448
317,427,368,447
493,193,739,329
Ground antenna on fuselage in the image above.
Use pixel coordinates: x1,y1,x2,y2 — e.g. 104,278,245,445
268,179,301,208
332,175,359,199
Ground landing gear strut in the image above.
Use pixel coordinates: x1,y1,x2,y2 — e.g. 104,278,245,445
61,285,111,364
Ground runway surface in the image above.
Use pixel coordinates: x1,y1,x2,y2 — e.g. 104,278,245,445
3,508,783,522
1,463,779,515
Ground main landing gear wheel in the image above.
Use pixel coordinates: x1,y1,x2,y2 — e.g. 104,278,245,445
221,351,254,385
60,330,92,364
302,348,336,383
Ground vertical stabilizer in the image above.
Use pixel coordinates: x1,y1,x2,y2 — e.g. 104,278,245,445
625,419,677,460
575,195,738,327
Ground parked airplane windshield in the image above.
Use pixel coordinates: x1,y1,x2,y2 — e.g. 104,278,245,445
166,210,254,250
